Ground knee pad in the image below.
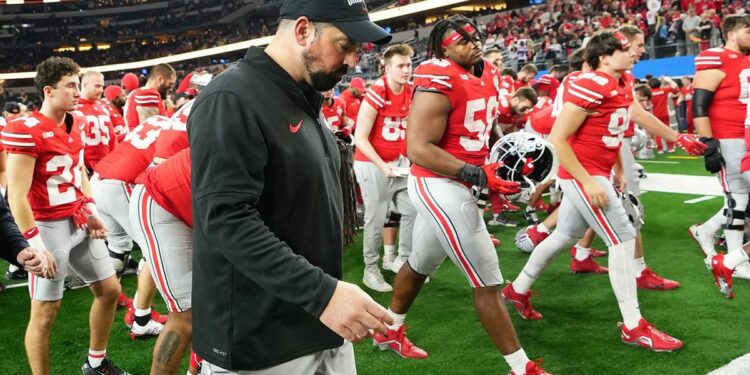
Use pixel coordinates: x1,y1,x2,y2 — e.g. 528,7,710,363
724,193,748,230
384,211,401,228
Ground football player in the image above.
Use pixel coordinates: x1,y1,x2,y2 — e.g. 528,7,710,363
648,77,679,153
92,115,175,339
373,16,550,375
124,64,176,131
690,15,750,281
321,88,349,137
3,57,129,374
353,43,416,292
130,148,200,374
339,76,365,130
502,31,684,352
78,71,117,172
515,63,538,90
102,85,128,143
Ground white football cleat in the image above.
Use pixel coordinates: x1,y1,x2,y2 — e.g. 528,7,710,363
688,224,716,257
363,267,392,292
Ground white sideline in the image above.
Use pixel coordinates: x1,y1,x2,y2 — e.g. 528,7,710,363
707,353,750,375
640,173,723,197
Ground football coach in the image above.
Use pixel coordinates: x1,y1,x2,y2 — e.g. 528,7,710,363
188,0,394,373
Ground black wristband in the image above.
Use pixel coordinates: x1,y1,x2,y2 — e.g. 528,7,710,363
456,164,487,188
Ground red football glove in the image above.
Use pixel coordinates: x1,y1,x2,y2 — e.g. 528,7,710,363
481,163,522,195
676,134,707,156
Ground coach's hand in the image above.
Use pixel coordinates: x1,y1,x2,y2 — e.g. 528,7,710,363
17,247,57,279
87,215,109,240
583,180,608,209
320,281,393,343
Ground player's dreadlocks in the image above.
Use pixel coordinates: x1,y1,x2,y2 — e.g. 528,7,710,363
337,138,359,246
426,15,483,59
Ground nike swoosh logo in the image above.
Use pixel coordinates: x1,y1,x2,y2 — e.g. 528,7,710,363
289,120,303,134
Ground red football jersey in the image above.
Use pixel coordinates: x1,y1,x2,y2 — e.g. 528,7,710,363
411,58,500,178
321,96,347,131
105,102,127,143
695,48,750,139
77,98,117,170
498,75,515,96
94,115,170,183
621,71,639,138
0,116,6,152
536,74,561,101
527,97,555,135
142,148,193,227
354,77,412,163
125,87,166,131
553,71,583,117
154,99,192,160
496,94,523,132
339,90,361,129
558,71,633,179
2,111,87,221
650,87,676,124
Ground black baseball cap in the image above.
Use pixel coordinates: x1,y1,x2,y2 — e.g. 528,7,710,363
4,102,20,115
279,0,392,45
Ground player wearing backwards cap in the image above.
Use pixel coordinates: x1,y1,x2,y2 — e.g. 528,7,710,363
502,31,689,353
3,57,130,375
373,15,551,375
353,43,416,292
339,76,366,130
689,14,750,285
77,71,118,172
123,64,176,131
102,85,128,143
190,0,394,373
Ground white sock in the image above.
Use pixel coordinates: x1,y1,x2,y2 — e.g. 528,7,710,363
8,264,20,272
504,348,530,375
135,307,151,317
88,349,106,368
386,308,406,330
608,239,642,330
700,208,726,235
634,257,647,276
514,231,576,293
536,223,550,234
574,245,591,261
384,245,396,257
724,249,750,270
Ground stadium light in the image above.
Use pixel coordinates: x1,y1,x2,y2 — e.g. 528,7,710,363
0,0,470,81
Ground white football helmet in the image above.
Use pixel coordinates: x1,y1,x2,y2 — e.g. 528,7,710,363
489,132,558,192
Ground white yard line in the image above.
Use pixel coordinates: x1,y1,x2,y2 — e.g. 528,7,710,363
708,353,750,375
684,196,719,204
640,173,723,197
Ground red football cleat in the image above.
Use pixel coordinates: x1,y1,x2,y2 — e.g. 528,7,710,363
124,306,169,327
501,283,543,320
116,292,132,310
490,234,501,247
711,253,734,299
500,199,520,212
570,256,608,274
636,268,680,290
620,319,683,352
373,325,428,359
534,200,550,212
509,360,551,375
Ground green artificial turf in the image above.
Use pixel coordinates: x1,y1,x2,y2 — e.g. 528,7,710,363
1,151,748,374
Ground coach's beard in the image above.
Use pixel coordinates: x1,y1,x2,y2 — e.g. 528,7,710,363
304,54,350,92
